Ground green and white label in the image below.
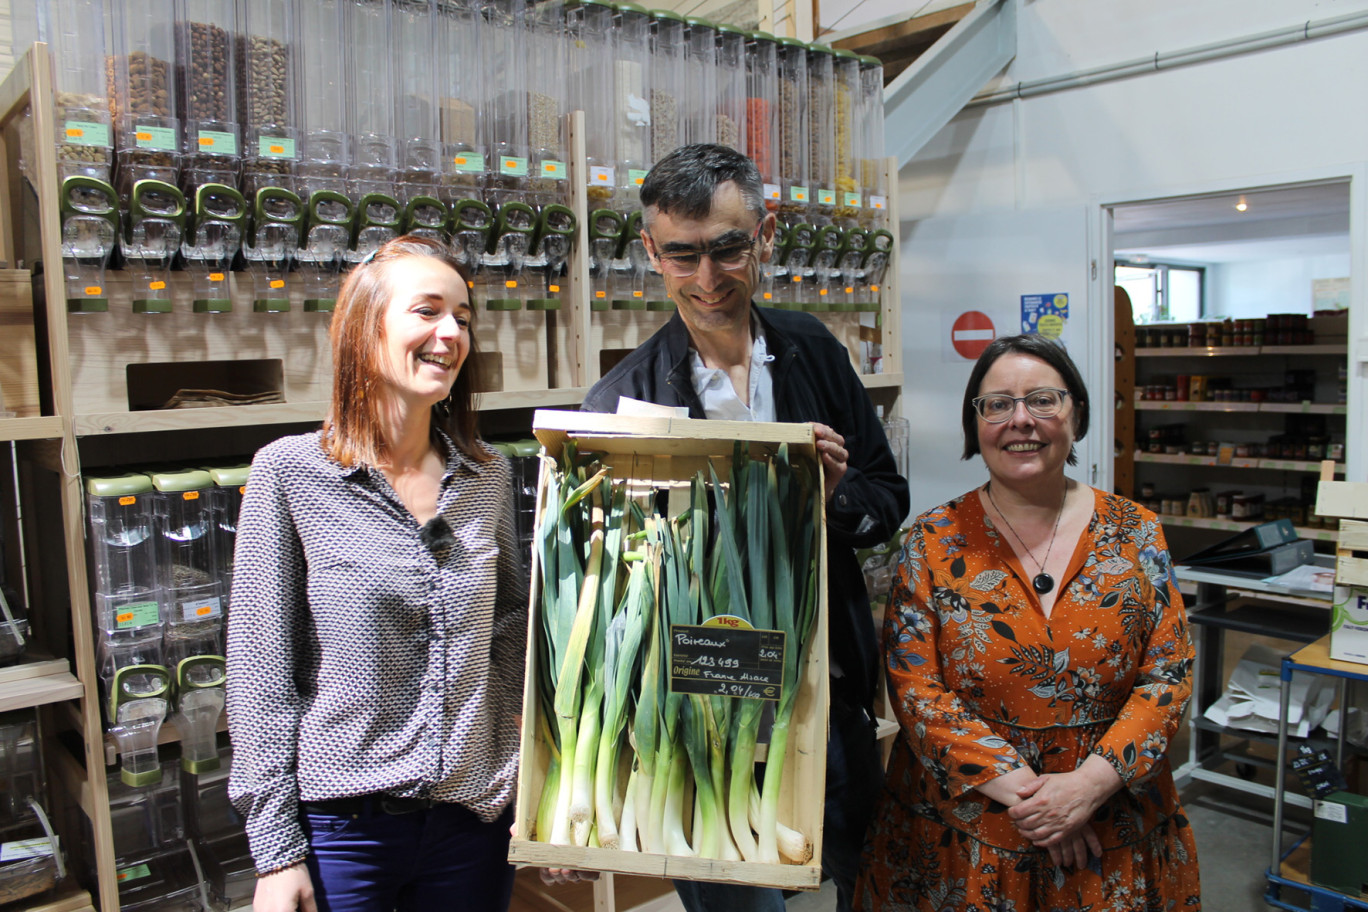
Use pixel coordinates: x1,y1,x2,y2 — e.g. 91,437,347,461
540,160,567,180
181,596,222,622
64,120,110,147
817,189,836,206
134,125,177,151
114,600,161,629
789,186,808,203
118,863,152,883
498,155,528,177
628,168,649,187
259,136,296,159
197,130,238,155
451,152,485,173
842,192,862,208
588,166,615,187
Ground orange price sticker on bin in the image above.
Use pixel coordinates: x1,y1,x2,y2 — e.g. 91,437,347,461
239,486,246,495
182,491,199,501
549,284,560,293
209,272,225,282
270,279,285,289
198,136,215,146
66,127,84,138
505,280,517,289
85,286,103,296
634,291,643,297
136,131,152,142
195,605,214,617
149,280,166,290
119,496,136,506
269,144,285,154
763,292,773,300
116,612,134,624
595,290,606,299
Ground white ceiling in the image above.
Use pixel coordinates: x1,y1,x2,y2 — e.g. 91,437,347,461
1111,180,1351,265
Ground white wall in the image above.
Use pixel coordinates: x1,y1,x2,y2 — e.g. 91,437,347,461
1208,254,1352,319
899,0,1368,512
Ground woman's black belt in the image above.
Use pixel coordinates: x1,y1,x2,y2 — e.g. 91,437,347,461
302,794,439,816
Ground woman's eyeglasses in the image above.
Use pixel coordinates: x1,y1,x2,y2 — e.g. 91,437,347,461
649,222,763,277
972,388,1070,423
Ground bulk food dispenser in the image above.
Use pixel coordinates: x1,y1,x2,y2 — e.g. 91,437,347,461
345,0,403,263
237,0,306,312
523,0,577,350
174,0,245,314
296,0,354,311
479,0,532,307
807,43,837,226
84,474,169,786
436,0,488,276
858,55,893,310
28,0,120,314
745,30,783,306
607,2,654,313
683,18,717,147
566,0,618,311
0,709,66,906
109,0,187,314
773,37,814,309
207,465,249,610
393,0,449,242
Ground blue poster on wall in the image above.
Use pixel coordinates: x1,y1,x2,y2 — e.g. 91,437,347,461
1021,293,1069,339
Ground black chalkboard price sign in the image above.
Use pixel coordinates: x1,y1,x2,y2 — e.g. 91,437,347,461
669,617,787,701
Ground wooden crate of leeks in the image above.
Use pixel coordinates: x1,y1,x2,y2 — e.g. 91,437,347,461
508,411,829,889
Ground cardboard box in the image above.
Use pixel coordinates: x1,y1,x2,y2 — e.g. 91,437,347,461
1329,585,1368,665
508,410,829,889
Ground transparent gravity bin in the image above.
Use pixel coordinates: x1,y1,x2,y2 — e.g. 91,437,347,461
150,471,222,632
108,662,171,787
106,763,185,859
86,474,164,638
170,655,226,774
0,710,43,827
344,0,401,263
0,576,28,666
806,43,837,224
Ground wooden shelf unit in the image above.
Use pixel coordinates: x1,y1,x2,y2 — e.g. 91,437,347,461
1,41,905,912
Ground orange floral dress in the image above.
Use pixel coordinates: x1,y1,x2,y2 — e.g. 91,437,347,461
856,487,1201,912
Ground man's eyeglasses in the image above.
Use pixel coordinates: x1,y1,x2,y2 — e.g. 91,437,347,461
648,222,763,277
972,388,1070,423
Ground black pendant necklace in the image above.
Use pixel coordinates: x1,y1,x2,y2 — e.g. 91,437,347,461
986,482,1068,597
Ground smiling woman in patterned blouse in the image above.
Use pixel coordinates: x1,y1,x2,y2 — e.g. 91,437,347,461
856,334,1201,912
226,236,525,912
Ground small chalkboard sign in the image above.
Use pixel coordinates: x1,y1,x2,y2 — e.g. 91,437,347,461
669,618,786,701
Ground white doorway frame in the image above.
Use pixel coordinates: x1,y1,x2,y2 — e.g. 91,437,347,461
1086,164,1368,494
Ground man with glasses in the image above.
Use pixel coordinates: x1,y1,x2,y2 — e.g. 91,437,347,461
582,143,910,912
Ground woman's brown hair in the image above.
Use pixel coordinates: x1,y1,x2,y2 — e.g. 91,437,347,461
321,235,490,467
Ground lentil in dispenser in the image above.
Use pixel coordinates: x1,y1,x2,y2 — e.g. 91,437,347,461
806,43,837,224
109,0,187,314
296,0,354,311
238,0,306,312
345,0,403,263
393,0,449,243
34,0,121,313
775,37,809,219
175,0,247,314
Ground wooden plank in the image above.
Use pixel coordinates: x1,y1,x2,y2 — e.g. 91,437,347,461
17,889,96,912
0,669,82,712
830,3,972,56
0,656,69,685
1317,481,1368,520
507,842,822,890
0,416,64,441
1338,520,1368,553
0,45,34,130
565,111,591,389
880,156,901,377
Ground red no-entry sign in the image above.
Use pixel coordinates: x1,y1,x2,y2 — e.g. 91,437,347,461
951,311,995,359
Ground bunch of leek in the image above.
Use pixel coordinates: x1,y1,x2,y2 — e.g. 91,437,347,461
533,440,819,866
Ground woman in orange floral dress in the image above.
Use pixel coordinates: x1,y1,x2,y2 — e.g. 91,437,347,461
856,335,1200,911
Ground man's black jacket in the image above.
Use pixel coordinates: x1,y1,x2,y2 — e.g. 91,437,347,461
582,306,911,713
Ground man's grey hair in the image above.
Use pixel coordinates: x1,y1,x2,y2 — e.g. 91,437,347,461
640,143,767,228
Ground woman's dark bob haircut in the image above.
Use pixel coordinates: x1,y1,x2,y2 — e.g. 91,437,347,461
961,333,1090,465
